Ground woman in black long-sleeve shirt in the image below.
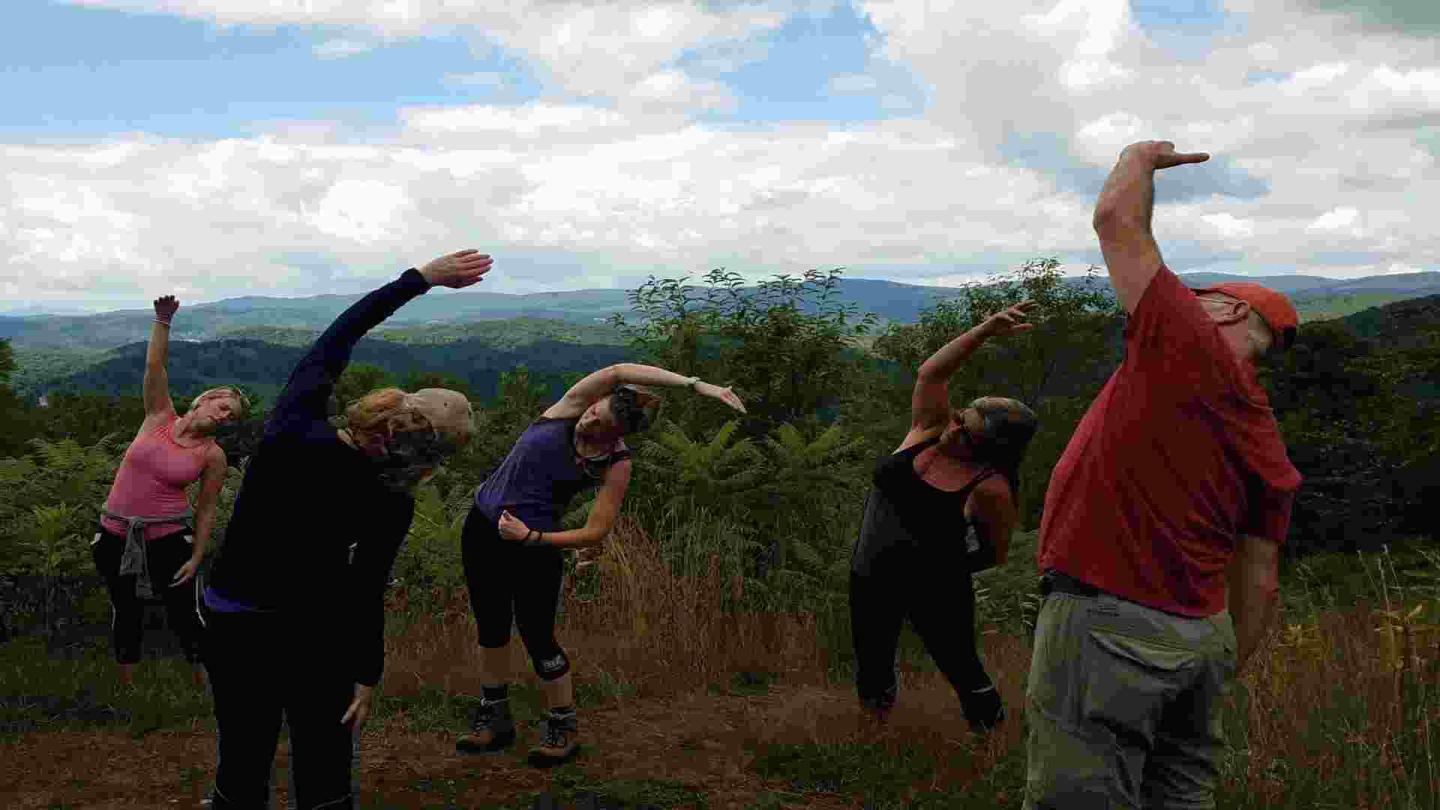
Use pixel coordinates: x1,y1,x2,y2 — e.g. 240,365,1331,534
199,249,490,810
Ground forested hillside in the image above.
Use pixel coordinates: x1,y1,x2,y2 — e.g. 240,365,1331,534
38,337,631,404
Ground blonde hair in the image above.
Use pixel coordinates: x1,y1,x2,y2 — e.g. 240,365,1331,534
344,388,429,438
191,386,250,417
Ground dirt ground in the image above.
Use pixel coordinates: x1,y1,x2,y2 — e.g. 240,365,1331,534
0,678,1019,810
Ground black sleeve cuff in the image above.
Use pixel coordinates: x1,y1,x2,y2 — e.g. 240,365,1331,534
399,267,430,293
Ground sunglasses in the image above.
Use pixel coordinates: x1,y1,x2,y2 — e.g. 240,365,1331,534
951,409,982,446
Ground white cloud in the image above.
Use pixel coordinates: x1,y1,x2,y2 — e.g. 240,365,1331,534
1307,206,1360,233
11,0,1438,307
1203,213,1255,239
627,69,738,115
313,38,374,59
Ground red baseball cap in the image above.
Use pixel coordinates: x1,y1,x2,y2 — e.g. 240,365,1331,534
1191,282,1299,350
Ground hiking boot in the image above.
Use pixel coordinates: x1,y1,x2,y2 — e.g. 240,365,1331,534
456,698,516,754
527,710,579,767
960,684,1005,733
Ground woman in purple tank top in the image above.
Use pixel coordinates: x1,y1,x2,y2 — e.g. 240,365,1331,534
92,295,248,687
457,363,746,767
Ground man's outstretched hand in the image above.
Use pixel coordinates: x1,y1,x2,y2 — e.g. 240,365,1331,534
153,295,179,324
1121,140,1210,171
421,250,494,289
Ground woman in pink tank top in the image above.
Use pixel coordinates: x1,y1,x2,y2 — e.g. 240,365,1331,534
92,294,247,687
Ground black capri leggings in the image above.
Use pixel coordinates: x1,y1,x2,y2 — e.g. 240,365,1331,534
849,541,990,711
460,506,571,681
90,524,204,665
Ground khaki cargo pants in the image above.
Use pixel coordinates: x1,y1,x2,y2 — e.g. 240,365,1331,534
1023,587,1237,810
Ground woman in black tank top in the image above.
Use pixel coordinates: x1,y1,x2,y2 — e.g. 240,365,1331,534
849,301,1040,732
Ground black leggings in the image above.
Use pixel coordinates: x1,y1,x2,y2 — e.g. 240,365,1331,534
460,506,570,681
849,542,990,710
90,525,204,664
202,606,355,810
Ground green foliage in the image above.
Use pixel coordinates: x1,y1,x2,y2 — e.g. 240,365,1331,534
1295,292,1420,323
873,257,1122,408
971,529,1044,634
390,482,469,606
749,742,935,808
31,392,146,447
7,346,112,398
0,339,42,457
1262,304,1440,551
372,317,626,349
635,420,768,514
399,370,474,399
0,436,123,574
16,504,90,577
0,637,215,737
752,423,870,586
611,267,878,432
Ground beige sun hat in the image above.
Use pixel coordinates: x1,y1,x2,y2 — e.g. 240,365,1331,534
403,388,475,446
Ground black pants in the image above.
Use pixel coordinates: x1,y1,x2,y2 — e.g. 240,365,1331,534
460,505,570,681
203,607,355,810
849,542,990,710
90,525,204,664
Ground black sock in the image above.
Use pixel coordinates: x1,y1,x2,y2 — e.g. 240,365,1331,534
482,685,509,703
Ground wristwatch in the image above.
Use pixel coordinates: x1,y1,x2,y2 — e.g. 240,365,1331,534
685,376,701,391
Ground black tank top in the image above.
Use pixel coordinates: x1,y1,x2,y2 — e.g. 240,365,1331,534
850,438,997,577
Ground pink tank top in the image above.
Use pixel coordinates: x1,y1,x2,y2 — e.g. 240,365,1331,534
101,416,211,541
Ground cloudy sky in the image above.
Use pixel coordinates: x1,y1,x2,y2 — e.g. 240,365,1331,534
2,0,1437,313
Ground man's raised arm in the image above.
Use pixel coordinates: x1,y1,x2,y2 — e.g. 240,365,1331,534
1093,141,1210,314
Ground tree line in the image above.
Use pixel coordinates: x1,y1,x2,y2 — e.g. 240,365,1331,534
1,258,1435,633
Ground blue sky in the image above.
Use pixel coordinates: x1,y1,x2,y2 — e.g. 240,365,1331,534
2,0,914,138
2,0,1436,311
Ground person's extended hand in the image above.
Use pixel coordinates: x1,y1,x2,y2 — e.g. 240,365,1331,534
979,300,1038,339
1121,140,1210,171
153,295,179,324
696,382,747,414
420,250,494,289
340,683,373,729
171,557,200,588
498,509,531,542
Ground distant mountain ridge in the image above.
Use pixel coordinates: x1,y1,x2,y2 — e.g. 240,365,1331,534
3,271,1437,350
13,290,1437,404
34,337,632,403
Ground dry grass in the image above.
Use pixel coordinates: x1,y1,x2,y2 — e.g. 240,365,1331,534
378,521,1440,807
5,525,1436,807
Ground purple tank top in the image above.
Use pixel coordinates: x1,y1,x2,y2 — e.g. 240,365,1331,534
474,417,630,532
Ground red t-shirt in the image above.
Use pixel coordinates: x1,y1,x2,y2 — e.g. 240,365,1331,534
1036,265,1302,617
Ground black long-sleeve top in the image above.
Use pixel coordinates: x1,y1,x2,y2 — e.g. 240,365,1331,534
205,267,430,686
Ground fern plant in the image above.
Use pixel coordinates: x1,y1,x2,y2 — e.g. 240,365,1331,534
634,420,768,516
754,423,869,598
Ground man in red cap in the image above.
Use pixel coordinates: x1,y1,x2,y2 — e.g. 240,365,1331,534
1023,141,1303,810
